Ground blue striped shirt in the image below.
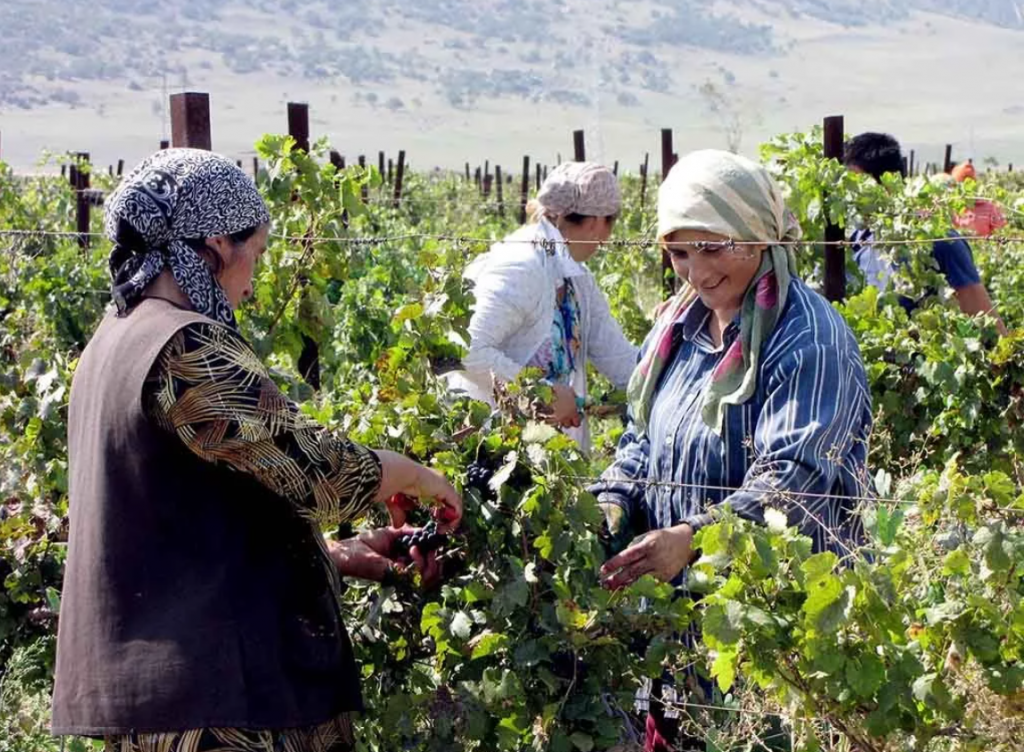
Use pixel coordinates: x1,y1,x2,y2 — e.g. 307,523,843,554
592,278,873,558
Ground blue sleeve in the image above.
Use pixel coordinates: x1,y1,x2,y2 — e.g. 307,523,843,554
932,234,981,290
686,344,871,554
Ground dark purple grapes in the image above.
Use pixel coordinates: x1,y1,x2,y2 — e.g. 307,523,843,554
393,521,448,558
466,461,493,495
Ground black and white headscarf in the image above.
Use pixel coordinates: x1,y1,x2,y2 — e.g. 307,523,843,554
105,148,271,328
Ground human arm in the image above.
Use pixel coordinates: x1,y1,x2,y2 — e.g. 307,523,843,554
933,237,1007,334
144,322,461,529
952,284,1008,336
586,413,652,554
462,251,545,385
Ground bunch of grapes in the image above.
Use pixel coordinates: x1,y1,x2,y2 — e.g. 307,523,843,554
465,461,494,497
392,520,448,558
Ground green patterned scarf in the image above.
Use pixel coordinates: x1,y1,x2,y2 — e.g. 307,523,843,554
627,150,802,436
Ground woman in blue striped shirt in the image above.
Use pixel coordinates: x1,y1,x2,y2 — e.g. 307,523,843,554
590,149,873,750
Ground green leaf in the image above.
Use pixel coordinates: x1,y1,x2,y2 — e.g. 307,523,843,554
711,646,739,693
942,548,971,577
845,654,886,699
470,631,510,660
569,732,594,751
703,601,743,647
800,552,838,587
803,577,855,634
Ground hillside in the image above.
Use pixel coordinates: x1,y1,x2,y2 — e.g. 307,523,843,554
1,0,1023,171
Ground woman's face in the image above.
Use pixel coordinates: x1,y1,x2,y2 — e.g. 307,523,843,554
209,224,270,309
565,216,615,262
663,229,764,313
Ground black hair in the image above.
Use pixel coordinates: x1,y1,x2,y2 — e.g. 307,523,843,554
843,132,906,182
562,212,617,226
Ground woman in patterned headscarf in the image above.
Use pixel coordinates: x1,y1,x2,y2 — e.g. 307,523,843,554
446,161,638,450
589,150,872,751
52,149,462,752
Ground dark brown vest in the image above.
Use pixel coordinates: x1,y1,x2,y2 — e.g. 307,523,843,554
53,298,361,736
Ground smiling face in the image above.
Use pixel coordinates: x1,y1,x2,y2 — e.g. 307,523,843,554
663,229,764,314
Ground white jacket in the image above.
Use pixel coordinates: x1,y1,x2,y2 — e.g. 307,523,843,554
447,219,639,447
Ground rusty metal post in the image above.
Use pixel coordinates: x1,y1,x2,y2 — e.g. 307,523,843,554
287,102,310,152
358,155,367,202
170,92,211,150
640,152,650,206
519,156,530,225
660,129,674,182
392,150,406,208
660,129,675,296
495,165,504,216
69,152,91,250
823,115,846,303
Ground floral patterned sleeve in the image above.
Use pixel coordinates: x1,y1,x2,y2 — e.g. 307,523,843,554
143,321,382,527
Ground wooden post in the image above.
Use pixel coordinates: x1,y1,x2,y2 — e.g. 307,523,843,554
170,92,212,150
285,101,319,390
235,160,242,169
392,150,406,208
484,160,489,179
543,165,548,180
943,144,953,174
287,102,310,152
116,159,124,177
612,160,619,176
483,173,493,200
660,130,675,296
535,163,542,191
387,158,394,184
661,128,674,182
160,140,170,150
465,162,471,182
378,151,385,180
475,166,482,191
640,152,650,206
908,150,915,177
253,157,260,178
902,156,909,176
329,151,345,170
573,130,585,161
519,155,530,225
1010,163,1014,173
823,115,846,303
495,165,505,216
358,155,367,202
69,152,90,250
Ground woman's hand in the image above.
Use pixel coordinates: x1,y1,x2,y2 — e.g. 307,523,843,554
375,450,463,532
599,524,696,590
329,526,441,587
541,383,582,429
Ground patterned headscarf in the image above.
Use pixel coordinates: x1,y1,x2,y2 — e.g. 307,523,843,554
104,148,270,328
628,149,802,435
536,161,621,218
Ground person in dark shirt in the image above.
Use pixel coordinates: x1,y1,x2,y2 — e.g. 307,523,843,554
844,132,1006,334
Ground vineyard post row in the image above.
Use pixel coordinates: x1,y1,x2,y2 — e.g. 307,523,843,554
9,89,1012,313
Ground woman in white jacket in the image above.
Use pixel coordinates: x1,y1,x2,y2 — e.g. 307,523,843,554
449,161,639,449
